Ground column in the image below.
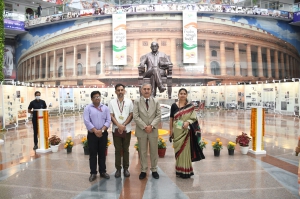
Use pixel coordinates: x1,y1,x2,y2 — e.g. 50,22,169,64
234,43,240,76
29,58,32,81
100,42,105,74
62,48,66,77
33,56,36,80
246,44,252,76
257,46,263,77
73,45,77,76
286,54,290,78
85,43,90,75
53,50,56,78
274,50,279,79
280,52,285,78
205,40,211,75
266,48,272,78
133,39,139,67
23,62,25,81
25,61,27,82
170,38,176,67
39,54,42,79
220,41,226,75
45,52,49,79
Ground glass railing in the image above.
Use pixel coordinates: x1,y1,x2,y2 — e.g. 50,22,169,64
24,2,295,28
3,11,26,21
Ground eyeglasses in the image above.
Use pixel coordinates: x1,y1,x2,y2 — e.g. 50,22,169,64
93,96,101,99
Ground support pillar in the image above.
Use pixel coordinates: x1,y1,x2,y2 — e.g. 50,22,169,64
205,40,211,75
266,48,272,78
220,41,226,75
85,43,90,76
247,44,252,77
257,46,263,77
274,50,279,79
234,43,240,76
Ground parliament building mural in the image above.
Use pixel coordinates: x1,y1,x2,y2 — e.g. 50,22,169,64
16,13,300,87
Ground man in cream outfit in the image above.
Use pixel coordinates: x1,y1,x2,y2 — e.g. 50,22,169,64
133,83,161,180
109,83,133,178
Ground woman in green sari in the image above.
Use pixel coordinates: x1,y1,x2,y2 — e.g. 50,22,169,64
169,88,205,178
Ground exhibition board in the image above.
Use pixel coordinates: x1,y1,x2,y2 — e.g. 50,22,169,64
1,83,300,130
15,86,28,124
225,85,237,109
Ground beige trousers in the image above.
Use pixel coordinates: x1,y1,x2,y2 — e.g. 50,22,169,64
138,135,158,172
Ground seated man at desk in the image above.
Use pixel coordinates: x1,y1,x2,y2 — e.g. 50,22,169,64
139,42,172,95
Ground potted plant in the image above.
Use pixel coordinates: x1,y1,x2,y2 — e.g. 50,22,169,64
227,141,236,155
134,141,139,152
106,138,111,156
236,132,251,154
199,138,208,150
48,135,61,152
158,136,166,158
64,136,74,153
212,138,223,156
81,136,89,155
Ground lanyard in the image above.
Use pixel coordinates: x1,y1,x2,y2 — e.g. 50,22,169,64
117,100,125,115
94,105,102,112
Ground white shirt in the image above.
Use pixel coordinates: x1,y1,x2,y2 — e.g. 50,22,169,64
108,98,133,133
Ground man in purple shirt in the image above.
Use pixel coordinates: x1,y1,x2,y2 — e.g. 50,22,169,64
83,91,111,182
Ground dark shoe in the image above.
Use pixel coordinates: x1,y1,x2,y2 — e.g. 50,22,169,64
152,172,159,179
115,170,121,178
159,87,166,93
124,169,130,177
100,172,110,179
33,145,38,150
89,174,97,182
139,172,146,180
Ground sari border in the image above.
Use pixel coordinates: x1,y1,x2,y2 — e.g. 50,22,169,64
174,104,194,120
175,130,190,159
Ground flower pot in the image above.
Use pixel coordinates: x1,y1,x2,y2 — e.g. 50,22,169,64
240,146,249,155
214,149,220,157
83,146,89,155
228,149,234,155
67,147,72,153
158,148,166,158
50,145,59,153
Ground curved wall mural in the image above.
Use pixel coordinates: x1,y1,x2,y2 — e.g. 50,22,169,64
16,13,300,87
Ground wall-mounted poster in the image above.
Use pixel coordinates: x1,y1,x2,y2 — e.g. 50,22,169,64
207,86,219,107
190,86,200,101
262,84,275,110
2,85,17,129
279,82,295,113
46,87,60,113
237,85,245,109
15,86,28,122
225,85,237,109
59,88,74,112
219,85,225,108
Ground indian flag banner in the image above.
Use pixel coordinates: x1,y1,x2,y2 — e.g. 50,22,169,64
183,11,197,63
113,14,127,65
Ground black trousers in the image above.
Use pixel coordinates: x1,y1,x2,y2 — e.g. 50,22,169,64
88,131,108,174
32,118,38,145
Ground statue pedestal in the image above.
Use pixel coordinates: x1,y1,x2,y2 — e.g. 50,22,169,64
34,109,51,153
249,107,266,155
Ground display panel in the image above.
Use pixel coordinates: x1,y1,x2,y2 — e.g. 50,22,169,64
15,86,28,123
2,85,17,129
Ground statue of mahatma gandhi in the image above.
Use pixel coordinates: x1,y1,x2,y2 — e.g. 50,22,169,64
138,42,173,97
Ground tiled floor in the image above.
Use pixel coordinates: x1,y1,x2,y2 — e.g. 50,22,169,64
0,109,299,199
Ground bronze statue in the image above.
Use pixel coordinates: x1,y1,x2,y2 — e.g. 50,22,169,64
138,42,173,98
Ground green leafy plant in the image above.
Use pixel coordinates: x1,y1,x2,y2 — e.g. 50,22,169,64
64,136,74,149
227,141,236,150
81,136,88,148
48,135,61,145
0,0,5,81
212,138,223,151
134,141,139,151
199,138,208,150
158,136,166,149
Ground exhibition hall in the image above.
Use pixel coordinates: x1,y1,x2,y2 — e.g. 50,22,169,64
1,0,300,198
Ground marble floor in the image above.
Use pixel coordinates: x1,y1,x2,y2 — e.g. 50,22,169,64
0,109,299,199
